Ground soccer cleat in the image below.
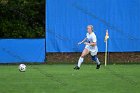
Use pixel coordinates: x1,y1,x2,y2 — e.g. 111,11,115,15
74,66,80,70
96,64,101,69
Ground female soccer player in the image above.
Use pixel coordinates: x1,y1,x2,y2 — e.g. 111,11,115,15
74,25,101,70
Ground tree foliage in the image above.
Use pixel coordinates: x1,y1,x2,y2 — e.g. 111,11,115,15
0,0,45,38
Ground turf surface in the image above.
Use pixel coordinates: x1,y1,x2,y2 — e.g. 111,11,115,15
0,64,140,93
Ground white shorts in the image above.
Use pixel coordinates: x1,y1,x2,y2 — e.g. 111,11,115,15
85,45,98,56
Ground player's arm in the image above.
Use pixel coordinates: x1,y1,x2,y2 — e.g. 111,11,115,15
89,42,96,46
78,38,87,45
84,42,96,46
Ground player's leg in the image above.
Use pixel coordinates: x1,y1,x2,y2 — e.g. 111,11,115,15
78,48,89,67
91,52,101,69
74,48,89,70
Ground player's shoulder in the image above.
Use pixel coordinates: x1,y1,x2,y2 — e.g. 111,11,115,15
91,32,96,37
86,33,89,36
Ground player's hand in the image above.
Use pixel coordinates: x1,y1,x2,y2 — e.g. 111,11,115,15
78,42,82,45
84,42,90,45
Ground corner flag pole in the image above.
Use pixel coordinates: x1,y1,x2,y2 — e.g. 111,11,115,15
104,29,109,66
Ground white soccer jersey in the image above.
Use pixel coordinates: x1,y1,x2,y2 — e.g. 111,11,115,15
85,32,98,56
86,32,97,43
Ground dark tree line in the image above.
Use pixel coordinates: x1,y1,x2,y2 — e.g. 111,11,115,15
0,0,45,38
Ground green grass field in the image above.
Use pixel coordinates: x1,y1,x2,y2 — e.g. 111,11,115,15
0,64,140,93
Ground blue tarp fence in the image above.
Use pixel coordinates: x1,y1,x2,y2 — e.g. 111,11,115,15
46,0,140,52
0,39,45,63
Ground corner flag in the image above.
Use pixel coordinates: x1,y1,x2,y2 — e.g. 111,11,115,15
104,29,109,66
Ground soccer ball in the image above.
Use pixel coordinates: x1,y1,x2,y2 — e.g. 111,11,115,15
19,64,26,72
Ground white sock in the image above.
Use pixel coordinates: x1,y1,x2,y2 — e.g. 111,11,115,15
78,57,84,67
96,58,100,65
